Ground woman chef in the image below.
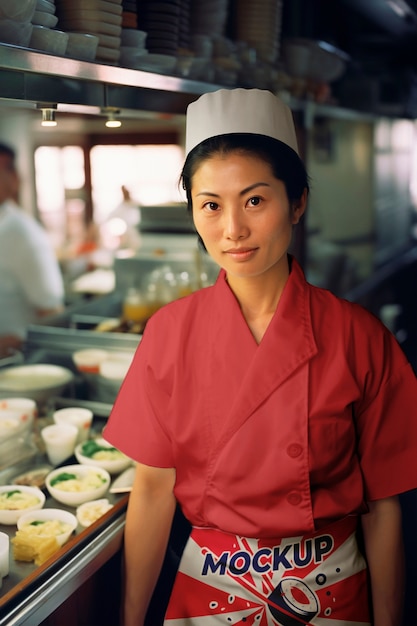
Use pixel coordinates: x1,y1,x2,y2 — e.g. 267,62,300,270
103,89,417,626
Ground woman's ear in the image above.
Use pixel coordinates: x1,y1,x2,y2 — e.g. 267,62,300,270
291,188,308,225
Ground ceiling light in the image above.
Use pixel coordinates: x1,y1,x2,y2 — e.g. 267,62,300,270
37,103,57,127
105,109,122,128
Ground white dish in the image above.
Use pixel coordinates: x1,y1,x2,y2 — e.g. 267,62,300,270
0,409,32,443
120,28,147,47
75,438,132,475
0,0,36,22
46,464,110,507
134,54,177,74
76,498,113,527
29,25,68,55
72,348,109,374
17,508,77,546
0,485,45,525
66,32,99,61
0,19,33,46
36,0,55,15
109,465,136,493
0,364,73,405
32,10,58,27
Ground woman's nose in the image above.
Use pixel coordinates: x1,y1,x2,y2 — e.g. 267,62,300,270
223,208,248,240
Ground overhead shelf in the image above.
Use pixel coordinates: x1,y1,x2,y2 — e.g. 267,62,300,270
0,44,221,116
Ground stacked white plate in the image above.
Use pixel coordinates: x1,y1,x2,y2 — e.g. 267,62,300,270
32,0,58,29
234,0,283,64
29,0,69,56
55,0,122,63
0,0,36,47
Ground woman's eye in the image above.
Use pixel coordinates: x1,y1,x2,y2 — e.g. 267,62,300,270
248,196,261,207
203,201,219,211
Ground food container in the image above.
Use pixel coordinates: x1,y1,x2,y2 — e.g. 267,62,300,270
17,508,78,546
66,32,99,61
76,498,113,528
72,348,109,374
0,0,36,22
0,485,45,525
29,25,69,56
75,438,132,475
45,464,111,507
0,364,74,405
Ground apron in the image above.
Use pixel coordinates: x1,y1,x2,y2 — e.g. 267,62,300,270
164,516,371,625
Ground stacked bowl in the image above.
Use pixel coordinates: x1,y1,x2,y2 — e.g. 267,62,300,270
29,0,69,56
0,0,36,47
234,0,283,64
32,0,58,28
55,0,123,64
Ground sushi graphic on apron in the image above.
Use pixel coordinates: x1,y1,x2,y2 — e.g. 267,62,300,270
165,516,371,625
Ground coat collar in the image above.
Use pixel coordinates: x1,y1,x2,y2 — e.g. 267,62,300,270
210,256,318,443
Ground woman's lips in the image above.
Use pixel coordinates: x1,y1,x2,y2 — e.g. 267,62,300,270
224,247,257,261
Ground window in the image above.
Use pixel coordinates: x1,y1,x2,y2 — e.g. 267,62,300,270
34,142,185,253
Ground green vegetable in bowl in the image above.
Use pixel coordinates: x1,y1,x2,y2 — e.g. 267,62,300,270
50,472,77,487
5,490,21,498
81,440,118,458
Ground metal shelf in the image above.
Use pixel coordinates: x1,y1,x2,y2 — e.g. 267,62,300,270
0,43,220,116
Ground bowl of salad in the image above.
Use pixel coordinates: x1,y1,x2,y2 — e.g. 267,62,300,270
45,464,111,507
0,485,45,525
17,508,77,546
75,438,132,475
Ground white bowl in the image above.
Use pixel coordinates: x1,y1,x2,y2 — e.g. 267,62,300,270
283,38,349,84
66,32,99,61
0,364,74,405
119,46,148,68
76,498,113,528
45,464,111,507
53,407,93,444
0,397,37,420
134,53,177,74
95,352,133,403
75,438,132,475
29,25,68,56
32,10,58,28
0,19,33,46
72,348,109,374
0,409,32,443
0,0,36,22
99,352,133,380
35,0,55,15
120,28,147,47
0,485,45,525
17,508,78,546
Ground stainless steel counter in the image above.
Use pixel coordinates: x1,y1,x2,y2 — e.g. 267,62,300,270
0,491,128,626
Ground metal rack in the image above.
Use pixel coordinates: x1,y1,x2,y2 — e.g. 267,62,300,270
0,43,220,116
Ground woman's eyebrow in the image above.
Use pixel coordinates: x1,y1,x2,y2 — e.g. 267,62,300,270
195,182,270,198
239,182,270,195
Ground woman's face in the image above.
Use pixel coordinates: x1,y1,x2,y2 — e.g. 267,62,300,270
191,151,305,282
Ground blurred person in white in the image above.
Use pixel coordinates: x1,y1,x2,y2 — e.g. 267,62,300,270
0,142,64,358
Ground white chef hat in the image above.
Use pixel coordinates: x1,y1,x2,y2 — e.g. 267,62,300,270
185,88,299,156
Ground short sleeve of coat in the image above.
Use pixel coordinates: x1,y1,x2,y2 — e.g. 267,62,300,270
350,311,417,501
103,314,175,467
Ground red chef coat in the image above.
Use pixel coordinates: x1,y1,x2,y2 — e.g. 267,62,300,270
104,256,417,538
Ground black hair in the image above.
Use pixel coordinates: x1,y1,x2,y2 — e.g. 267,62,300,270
180,133,309,249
